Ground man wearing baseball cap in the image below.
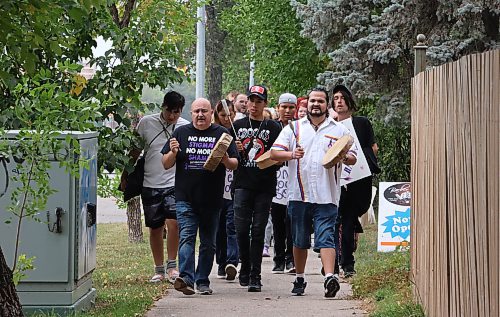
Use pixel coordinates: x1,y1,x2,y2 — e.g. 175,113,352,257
270,93,297,274
231,85,282,292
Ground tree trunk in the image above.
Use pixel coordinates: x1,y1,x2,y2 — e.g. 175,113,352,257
0,246,24,317
126,196,143,243
206,1,231,107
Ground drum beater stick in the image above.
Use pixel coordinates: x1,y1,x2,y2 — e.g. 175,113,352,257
222,99,239,139
288,122,301,149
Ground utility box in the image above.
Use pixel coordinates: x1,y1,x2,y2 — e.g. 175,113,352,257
0,131,98,315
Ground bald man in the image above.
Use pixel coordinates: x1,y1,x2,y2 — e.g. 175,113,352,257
162,98,239,295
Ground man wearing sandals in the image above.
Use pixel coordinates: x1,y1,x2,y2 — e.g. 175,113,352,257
123,91,188,283
270,88,357,298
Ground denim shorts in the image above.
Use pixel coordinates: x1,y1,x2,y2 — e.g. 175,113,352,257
287,201,337,249
141,187,176,229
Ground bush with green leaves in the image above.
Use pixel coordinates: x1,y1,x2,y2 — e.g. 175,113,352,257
0,1,198,289
220,0,326,101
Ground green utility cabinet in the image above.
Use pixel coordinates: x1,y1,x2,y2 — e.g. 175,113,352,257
0,131,98,315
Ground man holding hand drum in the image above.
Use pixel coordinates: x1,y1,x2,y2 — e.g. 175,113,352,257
270,88,357,298
161,98,238,295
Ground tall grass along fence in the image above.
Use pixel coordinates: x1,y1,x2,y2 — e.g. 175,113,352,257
411,49,499,317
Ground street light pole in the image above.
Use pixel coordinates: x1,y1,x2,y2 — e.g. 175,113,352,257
249,43,255,88
196,5,206,98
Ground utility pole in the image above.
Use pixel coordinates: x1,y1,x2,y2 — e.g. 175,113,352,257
196,5,206,98
249,43,255,88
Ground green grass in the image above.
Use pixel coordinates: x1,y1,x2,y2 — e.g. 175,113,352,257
80,223,169,317
30,223,425,317
31,223,170,317
351,224,425,317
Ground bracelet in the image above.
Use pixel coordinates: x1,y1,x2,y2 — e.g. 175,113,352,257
291,151,296,160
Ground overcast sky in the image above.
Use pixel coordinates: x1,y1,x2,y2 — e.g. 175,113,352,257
92,37,113,58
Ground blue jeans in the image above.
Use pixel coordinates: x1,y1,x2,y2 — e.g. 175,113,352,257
233,189,274,279
216,199,239,267
176,201,220,287
287,201,337,249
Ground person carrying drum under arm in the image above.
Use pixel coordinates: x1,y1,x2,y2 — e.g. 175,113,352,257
231,85,282,292
120,91,189,284
332,84,380,278
161,98,239,296
270,88,357,298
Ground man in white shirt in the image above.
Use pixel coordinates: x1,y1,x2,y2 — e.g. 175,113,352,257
270,88,357,298
122,91,189,283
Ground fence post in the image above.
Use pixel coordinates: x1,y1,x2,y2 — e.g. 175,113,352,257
414,34,427,75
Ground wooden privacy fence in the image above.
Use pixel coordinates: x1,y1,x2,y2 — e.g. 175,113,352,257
411,49,499,317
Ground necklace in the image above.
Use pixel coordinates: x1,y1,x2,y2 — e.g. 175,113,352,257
308,116,326,131
247,117,265,161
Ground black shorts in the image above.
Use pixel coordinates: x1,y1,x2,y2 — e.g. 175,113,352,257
141,187,176,229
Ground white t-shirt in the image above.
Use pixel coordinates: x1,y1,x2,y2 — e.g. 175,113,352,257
271,117,357,205
223,169,233,200
234,112,246,120
136,113,189,188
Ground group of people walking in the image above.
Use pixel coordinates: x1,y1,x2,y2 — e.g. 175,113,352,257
120,84,379,298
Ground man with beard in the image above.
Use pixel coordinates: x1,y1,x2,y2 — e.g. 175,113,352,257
161,98,238,295
270,88,357,298
232,85,282,292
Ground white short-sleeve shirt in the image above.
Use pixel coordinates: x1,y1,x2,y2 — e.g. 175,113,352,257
271,117,357,205
136,113,189,188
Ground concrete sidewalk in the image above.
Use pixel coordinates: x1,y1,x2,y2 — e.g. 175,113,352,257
145,249,367,317
97,196,127,224
96,196,367,316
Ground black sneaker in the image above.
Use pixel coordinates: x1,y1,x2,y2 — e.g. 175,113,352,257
248,277,262,292
271,262,285,274
291,277,307,295
225,264,237,281
174,277,195,295
216,265,226,279
324,275,340,298
285,262,296,274
239,275,249,287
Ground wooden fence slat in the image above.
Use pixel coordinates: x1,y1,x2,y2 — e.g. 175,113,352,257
411,49,500,317
487,49,500,317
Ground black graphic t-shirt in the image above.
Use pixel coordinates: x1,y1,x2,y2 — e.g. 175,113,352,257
231,117,282,194
161,123,239,209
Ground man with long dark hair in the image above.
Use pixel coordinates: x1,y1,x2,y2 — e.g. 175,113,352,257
332,84,380,278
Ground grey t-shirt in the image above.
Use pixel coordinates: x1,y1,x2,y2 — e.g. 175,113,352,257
136,113,189,188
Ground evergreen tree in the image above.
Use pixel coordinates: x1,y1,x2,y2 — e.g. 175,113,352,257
292,0,499,122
